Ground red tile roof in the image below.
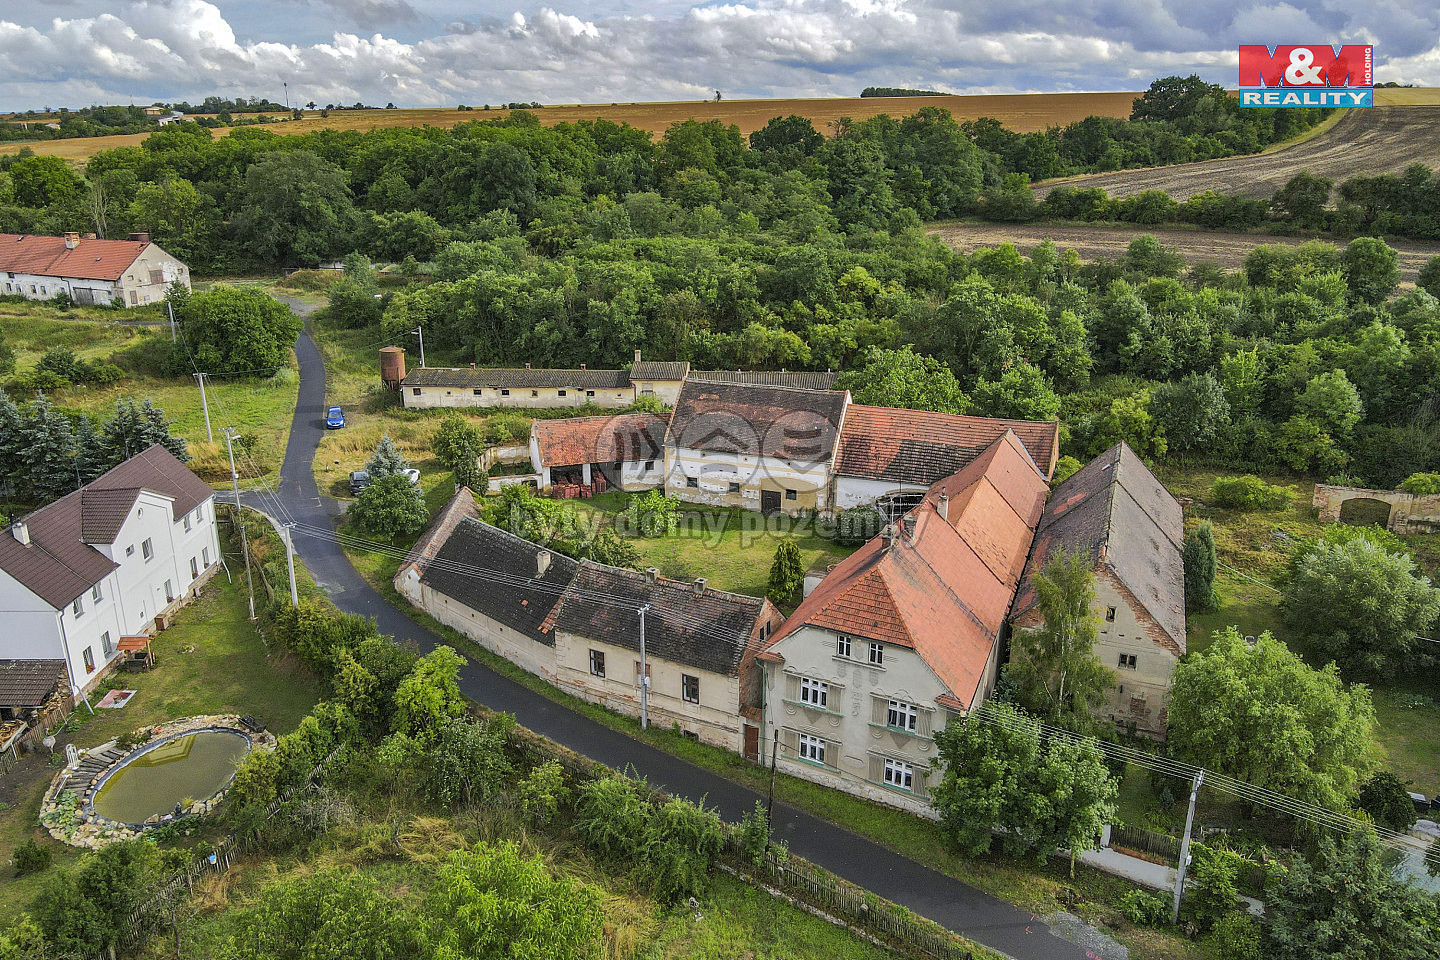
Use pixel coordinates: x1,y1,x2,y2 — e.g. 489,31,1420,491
762,431,1050,709
531,413,669,467
0,234,149,282
835,405,1060,484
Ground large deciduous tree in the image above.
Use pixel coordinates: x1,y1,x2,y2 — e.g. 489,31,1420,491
1168,628,1374,811
1006,551,1111,727
833,345,968,414
234,150,356,265
179,286,301,376
348,473,427,540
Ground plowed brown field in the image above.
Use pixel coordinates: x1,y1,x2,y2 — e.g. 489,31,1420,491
929,221,1440,286
0,91,1141,163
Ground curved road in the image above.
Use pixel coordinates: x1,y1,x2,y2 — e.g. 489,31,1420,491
262,300,1100,960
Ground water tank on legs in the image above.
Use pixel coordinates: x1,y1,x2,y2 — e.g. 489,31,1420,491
380,346,407,389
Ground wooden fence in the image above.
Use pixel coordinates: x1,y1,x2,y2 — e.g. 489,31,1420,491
1110,824,1180,863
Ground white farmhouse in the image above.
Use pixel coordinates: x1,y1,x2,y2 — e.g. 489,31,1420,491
0,446,221,702
0,232,191,307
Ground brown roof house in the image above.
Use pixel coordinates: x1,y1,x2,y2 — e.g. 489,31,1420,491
0,232,190,307
395,488,784,752
529,413,669,492
756,431,1051,814
832,405,1060,519
0,446,221,702
1010,442,1186,738
665,378,850,516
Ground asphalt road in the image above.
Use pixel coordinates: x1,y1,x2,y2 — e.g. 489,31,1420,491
259,299,1101,960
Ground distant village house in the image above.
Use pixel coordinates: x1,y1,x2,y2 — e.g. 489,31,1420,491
0,232,190,307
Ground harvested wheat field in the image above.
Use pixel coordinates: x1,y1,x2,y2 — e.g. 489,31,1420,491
0,91,1141,163
1041,92,1440,201
930,221,1440,285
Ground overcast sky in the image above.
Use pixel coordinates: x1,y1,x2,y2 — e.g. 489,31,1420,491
1,1,1433,111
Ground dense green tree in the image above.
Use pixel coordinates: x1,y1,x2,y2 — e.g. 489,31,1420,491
234,150,356,265
7,155,83,206
1265,829,1439,960
179,286,301,375
35,841,155,959
1295,369,1364,437
218,869,421,960
1343,236,1402,305
433,413,485,484
365,434,410,478
100,397,188,466
428,715,515,807
1183,521,1219,613
1282,534,1440,678
834,345,968,414
1032,735,1119,876
1149,373,1230,454
1168,629,1374,811
932,703,1044,857
971,361,1061,421
1357,772,1420,832
1006,551,1110,726
749,115,824,157
1270,172,1333,229
768,539,805,607
1418,256,1440,298
392,645,467,744
348,473,427,539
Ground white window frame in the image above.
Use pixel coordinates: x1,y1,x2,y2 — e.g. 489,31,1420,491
100,631,113,658
887,699,918,732
589,649,605,677
868,641,884,666
883,757,914,791
142,538,154,561
799,676,829,709
202,547,211,566
682,674,700,704
836,634,851,658
183,514,191,532
797,732,826,765
92,584,102,602
72,597,84,617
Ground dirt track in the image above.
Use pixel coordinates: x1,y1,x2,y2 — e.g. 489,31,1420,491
1038,106,1440,200
929,221,1440,284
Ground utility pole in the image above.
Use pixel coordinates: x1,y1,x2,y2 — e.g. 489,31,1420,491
167,298,176,342
765,728,780,840
637,604,650,730
225,429,256,621
1172,769,1204,924
283,523,299,606
411,326,425,367
194,372,213,443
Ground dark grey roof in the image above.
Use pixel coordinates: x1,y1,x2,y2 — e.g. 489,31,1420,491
0,445,211,610
0,660,67,707
1013,443,1186,654
549,562,764,676
419,518,579,646
668,378,847,461
631,361,690,381
691,370,839,390
403,367,631,390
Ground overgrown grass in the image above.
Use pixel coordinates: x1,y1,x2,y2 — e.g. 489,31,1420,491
0,567,321,921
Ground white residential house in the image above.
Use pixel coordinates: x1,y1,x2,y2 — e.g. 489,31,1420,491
0,446,221,700
0,232,191,307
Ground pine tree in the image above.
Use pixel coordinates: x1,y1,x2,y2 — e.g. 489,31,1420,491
366,434,410,478
767,539,805,606
72,414,109,485
100,398,188,467
1183,520,1219,613
14,398,78,503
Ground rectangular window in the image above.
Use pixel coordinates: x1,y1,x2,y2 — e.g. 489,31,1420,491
836,634,851,658
645,460,655,471
183,514,191,532
83,647,95,674
887,699,918,732
759,622,770,641
634,661,651,682
165,579,175,603
92,584,102,602
190,557,200,579
589,649,605,677
797,732,826,765
728,482,741,493
473,388,483,396
412,387,421,396
500,388,510,396
868,642,884,666
799,676,828,709
530,390,539,397
558,390,566,397
72,597,84,617
126,545,135,557
686,477,698,488
194,507,203,524
101,631,113,658
883,758,914,790
1118,653,1137,670
202,547,211,567
785,489,797,501
682,674,700,703
1105,606,1117,622
142,538,153,561
586,390,595,397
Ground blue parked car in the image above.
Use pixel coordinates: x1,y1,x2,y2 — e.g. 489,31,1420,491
325,405,346,429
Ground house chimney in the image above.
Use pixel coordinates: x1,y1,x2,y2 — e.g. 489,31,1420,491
12,521,29,546
693,577,707,595
901,515,916,540
63,232,79,250
936,494,949,522
634,349,642,363
645,566,660,583
580,363,586,370
525,362,531,370
128,232,150,244
881,524,895,548
536,550,551,577
469,362,476,369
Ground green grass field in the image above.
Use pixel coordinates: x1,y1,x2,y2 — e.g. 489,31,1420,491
0,570,320,921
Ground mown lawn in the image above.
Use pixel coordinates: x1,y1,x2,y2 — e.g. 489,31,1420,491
0,570,320,921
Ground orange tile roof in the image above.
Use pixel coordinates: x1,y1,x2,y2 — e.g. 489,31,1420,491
531,413,669,466
0,234,149,282
763,431,1050,709
835,405,1059,483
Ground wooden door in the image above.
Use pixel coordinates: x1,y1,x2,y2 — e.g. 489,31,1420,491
760,490,782,514
743,724,760,762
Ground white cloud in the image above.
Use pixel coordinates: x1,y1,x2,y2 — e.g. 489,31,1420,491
0,0,1436,110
